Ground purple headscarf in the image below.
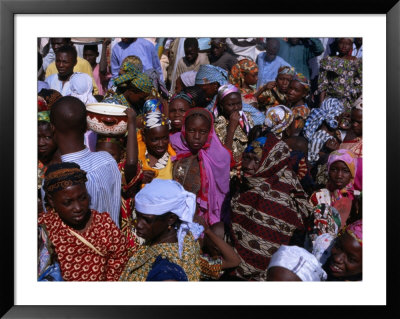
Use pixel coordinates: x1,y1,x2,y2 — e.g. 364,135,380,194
170,108,231,225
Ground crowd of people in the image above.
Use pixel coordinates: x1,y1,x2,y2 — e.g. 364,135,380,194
37,37,362,282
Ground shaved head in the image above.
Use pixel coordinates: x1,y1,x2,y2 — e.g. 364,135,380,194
50,96,87,134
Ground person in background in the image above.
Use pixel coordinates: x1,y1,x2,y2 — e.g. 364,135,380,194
229,59,259,106
168,92,192,134
209,38,238,73
277,38,324,82
175,38,210,82
174,70,197,94
83,40,112,96
44,38,99,95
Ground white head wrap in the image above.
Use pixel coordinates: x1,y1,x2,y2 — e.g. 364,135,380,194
268,245,327,281
69,72,98,105
135,179,204,258
180,70,197,88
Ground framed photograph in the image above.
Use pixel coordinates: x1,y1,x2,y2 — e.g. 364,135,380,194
1,0,398,317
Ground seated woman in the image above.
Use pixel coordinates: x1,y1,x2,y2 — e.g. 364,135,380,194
323,219,362,281
119,179,203,281
255,66,295,112
170,108,231,226
310,149,359,228
38,162,129,281
229,59,259,106
213,84,254,167
168,92,193,134
229,133,313,281
266,245,327,281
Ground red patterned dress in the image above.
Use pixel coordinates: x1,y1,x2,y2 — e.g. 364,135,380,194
38,210,129,281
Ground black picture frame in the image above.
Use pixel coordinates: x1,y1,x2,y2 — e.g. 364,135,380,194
1,0,399,317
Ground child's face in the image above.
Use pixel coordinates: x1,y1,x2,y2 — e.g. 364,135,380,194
286,80,306,104
169,99,190,132
244,72,258,86
329,160,352,189
96,142,122,163
38,125,57,158
210,40,225,58
276,74,293,93
143,126,170,158
184,115,210,154
351,109,362,137
328,232,362,278
184,46,199,64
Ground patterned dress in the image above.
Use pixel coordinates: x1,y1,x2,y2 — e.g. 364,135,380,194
38,210,129,281
119,234,201,281
317,56,362,109
257,87,287,112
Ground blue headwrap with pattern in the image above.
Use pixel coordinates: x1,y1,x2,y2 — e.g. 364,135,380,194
195,64,228,86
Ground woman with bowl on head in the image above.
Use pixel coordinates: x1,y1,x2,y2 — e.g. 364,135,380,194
119,179,203,281
38,162,129,281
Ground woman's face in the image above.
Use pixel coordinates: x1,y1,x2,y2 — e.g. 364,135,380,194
351,109,362,137
169,99,190,132
244,71,258,86
328,232,362,278
276,74,293,93
242,152,261,177
338,38,353,56
286,80,306,104
48,184,90,229
185,115,211,154
38,124,57,158
329,160,352,189
221,93,242,119
96,142,122,163
134,211,170,242
143,125,170,158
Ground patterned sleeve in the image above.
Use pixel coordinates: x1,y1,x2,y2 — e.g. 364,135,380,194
199,254,223,280
317,57,329,93
103,214,130,281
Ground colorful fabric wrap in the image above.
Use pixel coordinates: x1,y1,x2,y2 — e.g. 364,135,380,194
244,136,267,160
38,89,62,109
264,104,294,135
307,129,333,163
304,98,345,140
142,111,171,130
170,92,193,106
38,111,50,122
342,219,362,246
217,83,240,101
113,68,153,94
268,245,327,281
135,179,204,258
327,149,357,180
277,65,296,76
293,73,310,93
229,59,258,89
43,162,87,194
120,59,143,73
146,255,188,281
143,98,163,114
195,64,228,86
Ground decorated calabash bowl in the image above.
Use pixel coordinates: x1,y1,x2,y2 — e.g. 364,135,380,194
86,103,128,136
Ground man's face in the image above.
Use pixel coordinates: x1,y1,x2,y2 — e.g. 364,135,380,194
83,49,98,66
55,52,76,78
51,38,69,53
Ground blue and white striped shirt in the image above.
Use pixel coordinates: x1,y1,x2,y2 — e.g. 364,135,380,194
61,148,122,228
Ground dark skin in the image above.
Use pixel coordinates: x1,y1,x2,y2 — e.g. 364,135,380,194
286,80,307,107
241,152,261,177
196,83,219,101
264,39,280,62
50,38,70,53
84,39,112,74
174,76,185,94
169,98,191,133
184,115,211,155
326,232,362,279
184,45,199,65
210,39,226,60
320,38,356,104
55,52,77,82
47,184,92,232
134,211,178,245
38,124,61,165
328,160,352,190
266,266,302,281
142,125,169,183
344,108,362,139
123,88,149,110
96,141,122,163
254,73,293,101
220,92,242,151
123,108,139,184
83,49,98,69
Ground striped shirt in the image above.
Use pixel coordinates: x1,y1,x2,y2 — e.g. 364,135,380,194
61,148,122,228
